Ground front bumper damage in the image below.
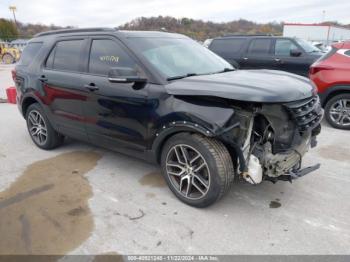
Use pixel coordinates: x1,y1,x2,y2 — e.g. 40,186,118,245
218,95,324,184
273,163,321,183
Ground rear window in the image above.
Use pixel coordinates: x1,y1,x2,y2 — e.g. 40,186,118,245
247,39,272,55
46,40,84,72
209,38,246,56
18,42,43,66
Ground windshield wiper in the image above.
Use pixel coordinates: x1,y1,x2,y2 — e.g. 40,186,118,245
167,68,235,80
216,67,235,73
167,73,198,81
208,67,235,75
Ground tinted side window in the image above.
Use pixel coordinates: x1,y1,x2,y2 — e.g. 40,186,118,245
247,39,271,55
345,50,350,56
49,40,84,71
275,39,298,56
89,39,136,75
19,42,43,66
209,38,246,55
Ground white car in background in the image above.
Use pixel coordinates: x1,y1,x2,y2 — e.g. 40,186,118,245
311,41,328,53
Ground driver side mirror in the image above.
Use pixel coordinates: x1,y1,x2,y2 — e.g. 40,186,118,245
108,67,147,84
290,49,302,57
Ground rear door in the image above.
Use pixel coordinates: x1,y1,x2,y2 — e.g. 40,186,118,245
80,37,150,153
271,38,309,76
41,38,89,140
209,38,246,67
240,38,274,70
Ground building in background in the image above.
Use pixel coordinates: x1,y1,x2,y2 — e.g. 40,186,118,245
283,23,350,45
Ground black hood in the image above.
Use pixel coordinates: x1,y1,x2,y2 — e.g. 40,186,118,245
165,70,315,103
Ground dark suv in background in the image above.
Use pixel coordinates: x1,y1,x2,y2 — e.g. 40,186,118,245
13,28,323,207
209,35,322,76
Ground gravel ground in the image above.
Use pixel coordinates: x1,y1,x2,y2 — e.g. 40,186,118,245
0,65,349,256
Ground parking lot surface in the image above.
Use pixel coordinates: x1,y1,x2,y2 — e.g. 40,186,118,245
0,64,14,99
0,65,349,255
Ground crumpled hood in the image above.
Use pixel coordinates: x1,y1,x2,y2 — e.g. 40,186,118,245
165,70,315,103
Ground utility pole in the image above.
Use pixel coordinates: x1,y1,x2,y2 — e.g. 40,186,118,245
9,6,18,28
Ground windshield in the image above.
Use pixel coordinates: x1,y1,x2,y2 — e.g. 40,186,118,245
295,38,321,53
128,37,233,79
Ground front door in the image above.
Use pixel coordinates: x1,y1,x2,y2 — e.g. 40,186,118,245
81,37,150,153
271,38,309,76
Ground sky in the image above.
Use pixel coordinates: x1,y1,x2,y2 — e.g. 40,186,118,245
1,0,350,27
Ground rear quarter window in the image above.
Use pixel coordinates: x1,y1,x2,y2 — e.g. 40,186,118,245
209,38,246,57
18,42,43,66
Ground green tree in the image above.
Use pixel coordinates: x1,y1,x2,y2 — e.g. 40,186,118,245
0,19,18,41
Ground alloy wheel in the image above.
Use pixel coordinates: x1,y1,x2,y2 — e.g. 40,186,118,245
329,99,350,127
28,110,48,145
165,144,210,200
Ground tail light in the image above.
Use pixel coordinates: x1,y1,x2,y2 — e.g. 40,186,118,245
309,65,334,75
11,69,16,82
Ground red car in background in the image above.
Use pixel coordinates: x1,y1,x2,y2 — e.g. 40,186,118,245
310,41,350,129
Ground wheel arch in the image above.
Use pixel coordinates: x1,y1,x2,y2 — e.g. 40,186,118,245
151,122,242,172
21,96,41,118
321,85,350,107
152,123,215,164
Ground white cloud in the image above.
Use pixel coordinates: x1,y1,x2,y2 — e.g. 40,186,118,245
1,0,349,27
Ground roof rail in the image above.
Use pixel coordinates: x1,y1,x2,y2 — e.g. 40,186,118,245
223,34,274,37
35,27,117,37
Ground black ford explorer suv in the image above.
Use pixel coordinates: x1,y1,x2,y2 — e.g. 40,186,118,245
14,28,323,207
208,35,322,76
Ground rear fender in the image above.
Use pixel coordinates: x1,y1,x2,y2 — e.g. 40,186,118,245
319,85,350,106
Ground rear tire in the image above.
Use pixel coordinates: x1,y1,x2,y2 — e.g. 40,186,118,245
324,94,350,130
160,133,234,208
26,103,64,149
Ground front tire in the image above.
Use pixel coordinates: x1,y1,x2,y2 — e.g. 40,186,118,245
160,133,234,208
324,94,350,130
26,103,64,149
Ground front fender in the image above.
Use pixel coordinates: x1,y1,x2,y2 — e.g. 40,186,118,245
153,96,235,133
150,95,236,162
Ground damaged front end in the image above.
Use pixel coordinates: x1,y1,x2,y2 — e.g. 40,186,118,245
218,95,324,184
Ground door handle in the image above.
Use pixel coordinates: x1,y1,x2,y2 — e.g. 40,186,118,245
274,58,282,63
243,57,248,61
84,83,99,91
38,75,48,82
